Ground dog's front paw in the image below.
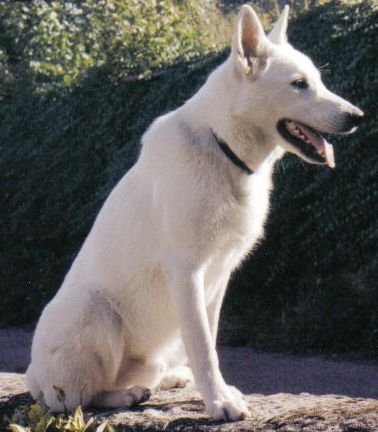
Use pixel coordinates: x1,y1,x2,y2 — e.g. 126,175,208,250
206,393,249,421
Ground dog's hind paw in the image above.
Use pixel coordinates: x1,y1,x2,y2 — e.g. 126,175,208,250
156,365,193,391
94,385,151,409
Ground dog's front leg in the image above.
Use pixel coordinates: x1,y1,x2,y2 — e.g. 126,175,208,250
169,266,249,421
207,273,231,347
207,274,246,402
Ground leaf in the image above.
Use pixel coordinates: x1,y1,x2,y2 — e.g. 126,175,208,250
82,417,95,432
63,74,73,85
8,425,30,432
27,403,47,424
71,406,85,430
96,420,111,432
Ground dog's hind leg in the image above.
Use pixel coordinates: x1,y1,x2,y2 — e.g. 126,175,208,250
154,340,193,391
94,386,151,408
26,365,42,401
40,375,99,412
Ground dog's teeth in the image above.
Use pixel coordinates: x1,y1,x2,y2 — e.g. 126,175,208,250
286,122,313,145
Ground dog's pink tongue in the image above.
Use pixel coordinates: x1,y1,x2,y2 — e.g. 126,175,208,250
323,139,335,168
299,124,335,168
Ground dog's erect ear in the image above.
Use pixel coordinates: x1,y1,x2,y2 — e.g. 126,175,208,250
268,5,289,44
233,5,269,76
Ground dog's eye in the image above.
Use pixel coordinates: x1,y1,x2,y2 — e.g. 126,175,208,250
291,79,309,90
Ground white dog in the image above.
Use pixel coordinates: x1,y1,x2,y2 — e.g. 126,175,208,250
27,5,363,421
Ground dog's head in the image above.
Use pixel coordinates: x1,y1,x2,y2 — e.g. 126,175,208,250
230,5,364,167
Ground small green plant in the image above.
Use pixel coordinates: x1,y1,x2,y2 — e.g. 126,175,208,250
7,403,115,432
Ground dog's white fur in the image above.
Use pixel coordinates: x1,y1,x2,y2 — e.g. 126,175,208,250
27,5,363,420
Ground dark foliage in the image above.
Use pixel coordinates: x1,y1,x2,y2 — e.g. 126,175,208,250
0,52,226,324
0,1,377,355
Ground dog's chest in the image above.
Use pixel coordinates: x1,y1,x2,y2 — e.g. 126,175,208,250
200,171,272,304
205,169,272,264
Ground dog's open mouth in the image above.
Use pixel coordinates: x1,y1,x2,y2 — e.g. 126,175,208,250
277,119,335,168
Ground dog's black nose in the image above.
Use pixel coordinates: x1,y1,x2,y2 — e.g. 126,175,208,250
344,109,364,131
349,110,364,126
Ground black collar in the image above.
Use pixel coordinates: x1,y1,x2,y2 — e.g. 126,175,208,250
212,130,254,176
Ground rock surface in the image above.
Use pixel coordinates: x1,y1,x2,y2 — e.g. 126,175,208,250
1,373,378,431
2,330,378,400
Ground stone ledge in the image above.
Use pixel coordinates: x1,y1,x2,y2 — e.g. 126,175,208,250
1,373,378,431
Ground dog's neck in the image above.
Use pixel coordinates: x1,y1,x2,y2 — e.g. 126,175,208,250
179,57,284,174
212,130,254,176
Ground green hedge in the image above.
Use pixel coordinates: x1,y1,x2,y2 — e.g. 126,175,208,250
0,0,215,90
1,1,377,355
0,0,219,322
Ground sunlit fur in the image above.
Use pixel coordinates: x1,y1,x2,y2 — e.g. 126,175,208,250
27,5,362,420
